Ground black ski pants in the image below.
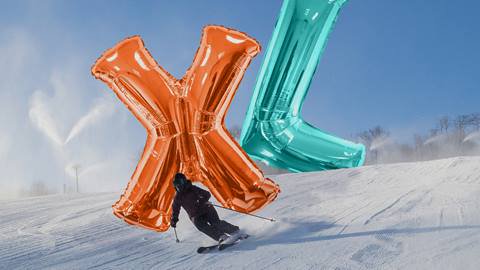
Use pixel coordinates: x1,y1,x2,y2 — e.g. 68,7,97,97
191,205,239,241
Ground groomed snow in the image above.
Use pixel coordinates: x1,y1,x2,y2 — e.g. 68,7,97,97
1,156,480,269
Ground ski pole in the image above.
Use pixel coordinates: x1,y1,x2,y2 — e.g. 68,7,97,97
173,227,180,243
208,203,276,222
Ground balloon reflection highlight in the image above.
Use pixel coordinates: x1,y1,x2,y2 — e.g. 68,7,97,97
240,0,365,172
92,26,280,232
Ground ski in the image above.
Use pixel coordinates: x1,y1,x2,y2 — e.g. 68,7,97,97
197,244,219,254
218,234,249,251
197,234,249,254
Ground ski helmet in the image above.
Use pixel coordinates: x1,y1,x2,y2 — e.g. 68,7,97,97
173,173,191,192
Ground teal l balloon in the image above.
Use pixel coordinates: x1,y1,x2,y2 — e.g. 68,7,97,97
240,0,365,172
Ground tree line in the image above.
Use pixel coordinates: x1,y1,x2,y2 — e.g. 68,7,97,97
357,113,480,165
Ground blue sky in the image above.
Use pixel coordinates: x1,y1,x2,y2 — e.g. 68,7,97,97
1,0,479,197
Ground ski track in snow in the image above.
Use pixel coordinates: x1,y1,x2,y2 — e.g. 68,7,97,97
1,156,480,269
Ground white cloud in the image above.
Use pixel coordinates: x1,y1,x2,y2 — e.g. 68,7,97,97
0,134,10,160
0,29,33,76
0,28,39,197
0,26,137,199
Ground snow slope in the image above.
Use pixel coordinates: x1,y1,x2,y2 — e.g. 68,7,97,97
1,156,480,270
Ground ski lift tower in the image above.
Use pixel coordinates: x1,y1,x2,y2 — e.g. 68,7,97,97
72,164,81,193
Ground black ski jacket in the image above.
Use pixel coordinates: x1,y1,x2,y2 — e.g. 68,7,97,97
171,185,211,223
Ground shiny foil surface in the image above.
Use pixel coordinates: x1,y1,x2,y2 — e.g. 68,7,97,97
240,0,366,172
92,26,280,232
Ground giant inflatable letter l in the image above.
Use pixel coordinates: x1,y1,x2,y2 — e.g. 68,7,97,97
240,0,365,172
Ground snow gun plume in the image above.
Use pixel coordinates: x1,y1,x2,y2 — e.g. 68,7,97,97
65,96,114,144
463,131,480,143
423,133,448,145
369,135,392,151
28,90,65,147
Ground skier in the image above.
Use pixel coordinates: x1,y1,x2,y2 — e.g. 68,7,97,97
170,173,240,244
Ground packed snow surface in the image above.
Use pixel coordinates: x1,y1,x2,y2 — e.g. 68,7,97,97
1,157,480,269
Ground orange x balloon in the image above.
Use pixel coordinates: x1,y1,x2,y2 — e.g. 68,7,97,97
91,26,280,232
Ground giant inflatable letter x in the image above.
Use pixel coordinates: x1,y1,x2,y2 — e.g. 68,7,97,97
92,26,280,232
241,0,365,172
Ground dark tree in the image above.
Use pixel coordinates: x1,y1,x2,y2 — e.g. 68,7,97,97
438,116,450,133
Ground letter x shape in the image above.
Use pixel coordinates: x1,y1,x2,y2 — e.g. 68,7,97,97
92,26,280,232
